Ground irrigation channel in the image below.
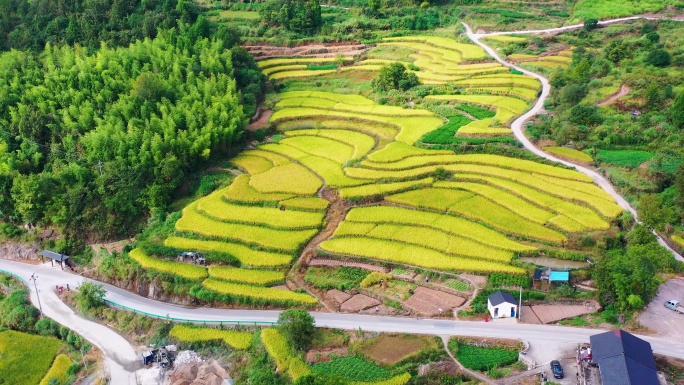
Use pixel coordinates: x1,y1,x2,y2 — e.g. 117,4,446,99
463,20,684,263
3,16,684,382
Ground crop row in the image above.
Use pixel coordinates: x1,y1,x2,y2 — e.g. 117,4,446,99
312,355,393,382
169,325,252,350
467,86,538,101
357,153,592,182
249,161,322,195
0,331,62,385
523,61,568,70
482,35,528,43
276,97,434,117
319,236,525,274
270,69,337,80
176,203,318,252
383,36,488,60
257,57,352,69
129,248,208,280
543,146,594,163
338,177,434,199
261,328,312,381
270,107,444,145
280,135,356,163
279,197,330,210
285,129,376,159
279,91,375,105
425,94,529,115
223,174,294,204
334,221,514,262
164,237,293,267
453,75,540,89
208,266,284,285
386,189,567,243
262,64,306,76
231,154,274,175
259,144,370,188
202,278,318,305
443,177,614,228
39,354,71,385
366,142,452,163
345,206,536,252
196,190,325,229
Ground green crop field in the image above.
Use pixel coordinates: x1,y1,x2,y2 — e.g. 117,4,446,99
169,325,252,349
0,330,62,385
595,149,656,168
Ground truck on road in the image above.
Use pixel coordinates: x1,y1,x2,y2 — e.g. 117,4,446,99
665,300,684,314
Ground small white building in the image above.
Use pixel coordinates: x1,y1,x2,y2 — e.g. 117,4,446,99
487,291,518,319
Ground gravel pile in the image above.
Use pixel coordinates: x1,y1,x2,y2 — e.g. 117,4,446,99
174,350,202,365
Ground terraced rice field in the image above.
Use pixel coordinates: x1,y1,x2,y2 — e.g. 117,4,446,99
509,50,573,70
135,34,624,306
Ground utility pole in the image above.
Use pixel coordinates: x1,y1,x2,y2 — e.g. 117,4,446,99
519,285,522,320
30,273,43,317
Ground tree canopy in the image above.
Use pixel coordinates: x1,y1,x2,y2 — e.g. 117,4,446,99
277,309,315,352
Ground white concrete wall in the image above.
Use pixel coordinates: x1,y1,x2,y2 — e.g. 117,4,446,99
488,300,517,319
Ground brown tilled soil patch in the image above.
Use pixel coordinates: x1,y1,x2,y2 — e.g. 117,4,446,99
340,294,380,312
460,273,487,287
357,334,435,365
271,285,291,291
404,287,466,316
520,306,542,324
247,109,272,131
306,347,349,363
246,43,368,60
530,303,597,324
359,304,396,316
327,289,353,304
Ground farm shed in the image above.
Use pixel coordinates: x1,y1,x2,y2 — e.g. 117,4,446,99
589,329,659,385
487,291,518,319
39,250,70,270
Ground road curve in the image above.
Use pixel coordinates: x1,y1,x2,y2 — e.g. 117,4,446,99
0,261,139,384
462,22,684,262
3,259,684,361
473,15,681,37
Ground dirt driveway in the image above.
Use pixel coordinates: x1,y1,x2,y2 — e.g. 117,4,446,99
639,278,684,338
525,339,578,385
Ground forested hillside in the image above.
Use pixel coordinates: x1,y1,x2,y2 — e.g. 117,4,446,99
0,3,267,249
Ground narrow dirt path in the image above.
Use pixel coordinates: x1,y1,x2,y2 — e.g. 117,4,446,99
440,336,499,385
464,22,684,263
597,84,630,107
291,187,351,312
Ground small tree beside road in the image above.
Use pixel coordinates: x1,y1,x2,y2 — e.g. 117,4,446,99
74,281,106,312
277,309,315,352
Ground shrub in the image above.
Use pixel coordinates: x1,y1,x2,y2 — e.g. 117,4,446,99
373,62,419,92
360,272,392,288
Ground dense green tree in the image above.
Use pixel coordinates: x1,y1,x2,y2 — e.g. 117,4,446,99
670,92,684,129
604,39,629,63
584,19,598,31
372,62,420,92
260,0,323,35
0,289,39,332
639,194,677,231
277,309,315,352
74,282,106,312
646,49,671,67
568,105,603,126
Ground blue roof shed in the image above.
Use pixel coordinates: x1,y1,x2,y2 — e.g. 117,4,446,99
549,271,569,282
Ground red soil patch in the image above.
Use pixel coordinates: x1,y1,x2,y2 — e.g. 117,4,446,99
340,294,380,312
309,258,389,273
404,286,466,316
597,84,630,107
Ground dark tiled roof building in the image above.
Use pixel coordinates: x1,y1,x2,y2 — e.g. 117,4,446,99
590,329,659,385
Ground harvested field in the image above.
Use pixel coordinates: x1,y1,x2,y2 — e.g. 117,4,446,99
340,294,381,312
523,301,599,324
404,287,466,316
327,289,353,304
247,43,368,60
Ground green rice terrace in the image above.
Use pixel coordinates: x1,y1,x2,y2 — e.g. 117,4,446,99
130,34,624,309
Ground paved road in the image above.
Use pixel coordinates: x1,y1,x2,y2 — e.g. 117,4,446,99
463,22,684,262
0,261,139,384
3,259,684,363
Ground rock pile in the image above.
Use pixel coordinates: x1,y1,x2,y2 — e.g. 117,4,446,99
169,360,230,385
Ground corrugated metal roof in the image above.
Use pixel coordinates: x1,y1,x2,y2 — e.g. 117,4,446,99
39,250,69,261
549,271,569,281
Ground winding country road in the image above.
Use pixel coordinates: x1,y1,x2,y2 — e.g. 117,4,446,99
4,260,684,363
463,22,684,262
3,16,684,382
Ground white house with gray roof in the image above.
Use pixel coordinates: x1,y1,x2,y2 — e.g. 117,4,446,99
487,291,518,319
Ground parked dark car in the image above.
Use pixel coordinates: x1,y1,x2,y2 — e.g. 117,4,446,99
550,360,564,379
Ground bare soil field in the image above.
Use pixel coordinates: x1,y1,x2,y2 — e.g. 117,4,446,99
245,43,368,59
639,278,684,339
404,286,466,316
340,294,380,312
357,334,435,365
